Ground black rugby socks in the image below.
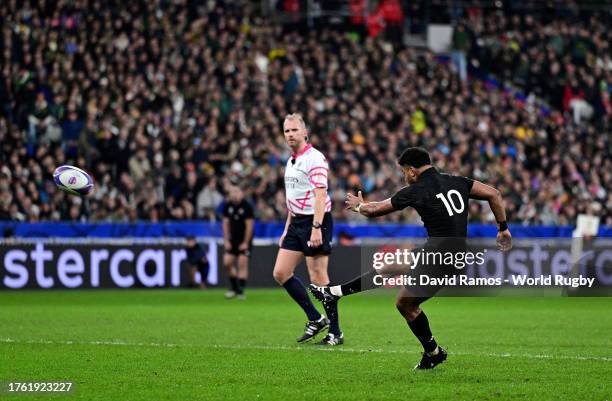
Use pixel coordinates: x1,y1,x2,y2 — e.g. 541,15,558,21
282,276,322,321
330,269,380,296
408,311,438,354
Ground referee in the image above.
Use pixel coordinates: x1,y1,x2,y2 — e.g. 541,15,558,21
272,113,342,345
222,185,254,300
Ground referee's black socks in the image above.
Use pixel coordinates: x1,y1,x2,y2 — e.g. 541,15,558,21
407,311,438,354
282,276,322,321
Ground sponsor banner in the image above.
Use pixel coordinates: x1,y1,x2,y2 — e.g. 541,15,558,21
0,240,361,290
1,238,610,294
0,241,218,289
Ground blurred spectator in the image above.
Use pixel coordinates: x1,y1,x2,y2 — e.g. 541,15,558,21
197,177,223,220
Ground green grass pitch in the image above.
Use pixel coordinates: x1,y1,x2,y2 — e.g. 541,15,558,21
1,290,611,400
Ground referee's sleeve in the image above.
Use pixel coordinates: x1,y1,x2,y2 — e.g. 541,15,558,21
390,186,415,210
307,153,329,189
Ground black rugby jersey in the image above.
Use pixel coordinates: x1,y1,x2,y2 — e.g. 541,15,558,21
222,199,254,243
390,168,474,238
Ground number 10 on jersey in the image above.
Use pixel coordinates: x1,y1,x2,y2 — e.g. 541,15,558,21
436,190,465,216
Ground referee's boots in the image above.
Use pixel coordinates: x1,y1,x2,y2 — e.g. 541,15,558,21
297,316,330,343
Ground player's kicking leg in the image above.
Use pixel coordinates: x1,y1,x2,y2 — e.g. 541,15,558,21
306,255,343,346
273,249,329,343
309,268,380,302
396,287,447,370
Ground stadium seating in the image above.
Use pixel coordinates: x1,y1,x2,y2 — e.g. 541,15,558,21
0,1,609,226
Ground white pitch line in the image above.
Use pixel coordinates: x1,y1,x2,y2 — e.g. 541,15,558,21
1,338,611,363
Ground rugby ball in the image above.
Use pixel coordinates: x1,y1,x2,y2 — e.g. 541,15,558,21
53,165,94,196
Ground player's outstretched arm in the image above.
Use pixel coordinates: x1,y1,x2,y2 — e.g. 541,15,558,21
469,181,512,251
345,191,395,218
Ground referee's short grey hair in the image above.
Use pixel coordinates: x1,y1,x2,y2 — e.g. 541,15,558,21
284,113,306,129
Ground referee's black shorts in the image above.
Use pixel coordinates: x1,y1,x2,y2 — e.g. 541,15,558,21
281,212,333,257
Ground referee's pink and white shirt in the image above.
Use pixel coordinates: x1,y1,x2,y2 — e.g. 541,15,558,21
284,144,332,216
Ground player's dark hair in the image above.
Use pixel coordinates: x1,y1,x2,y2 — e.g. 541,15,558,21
397,147,431,168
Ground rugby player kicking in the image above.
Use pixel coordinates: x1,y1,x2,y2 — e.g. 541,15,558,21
272,113,343,345
311,147,512,367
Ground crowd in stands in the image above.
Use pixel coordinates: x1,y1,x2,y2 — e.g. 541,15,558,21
0,0,610,227
461,7,611,125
